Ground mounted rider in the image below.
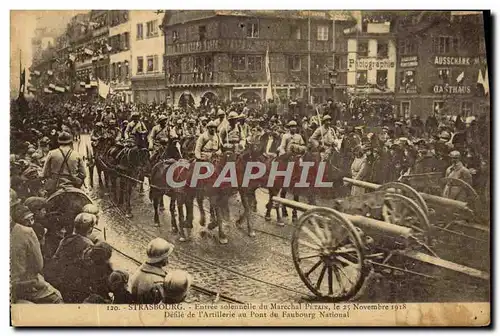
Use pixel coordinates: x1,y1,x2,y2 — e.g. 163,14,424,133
219,111,245,153
194,121,221,161
125,112,148,148
148,114,170,161
279,120,307,156
42,131,87,194
309,115,339,158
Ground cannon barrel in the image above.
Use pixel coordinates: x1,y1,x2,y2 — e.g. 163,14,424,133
342,177,469,210
272,196,413,240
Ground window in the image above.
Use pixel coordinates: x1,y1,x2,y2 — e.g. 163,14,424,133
377,42,388,57
118,62,122,80
335,55,347,70
356,70,368,85
399,38,416,55
137,57,144,73
153,55,159,71
246,22,259,38
248,55,263,71
199,25,206,41
124,62,129,79
433,36,460,54
147,56,154,72
136,23,143,40
123,32,130,50
317,25,328,41
433,101,445,114
400,70,416,91
232,55,246,71
438,68,451,83
358,41,369,57
461,101,473,117
377,70,388,87
162,55,166,73
172,31,178,43
290,25,301,39
146,20,158,38
401,101,411,119
288,55,301,71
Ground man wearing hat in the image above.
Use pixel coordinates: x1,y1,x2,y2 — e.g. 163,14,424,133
215,109,228,132
124,112,148,142
219,111,245,153
130,238,174,304
195,120,221,161
42,131,86,193
101,106,116,125
238,113,251,145
443,150,473,200
309,115,338,152
148,114,170,159
279,120,306,156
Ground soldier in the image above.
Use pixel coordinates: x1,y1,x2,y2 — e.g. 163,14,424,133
194,121,221,161
101,106,116,124
215,110,228,133
148,115,170,160
42,131,86,193
219,111,245,153
279,120,307,156
443,150,473,200
238,113,251,146
309,115,338,151
196,116,208,136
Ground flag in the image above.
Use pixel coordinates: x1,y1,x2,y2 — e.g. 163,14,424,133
98,79,110,98
19,68,25,93
265,46,273,101
477,69,484,86
456,71,464,84
483,68,489,96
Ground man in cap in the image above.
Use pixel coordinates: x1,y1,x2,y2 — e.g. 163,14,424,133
194,120,221,161
148,114,171,160
279,120,307,156
219,111,245,153
309,115,338,152
442,150,473,201
130,238,174,304
42,131,86,193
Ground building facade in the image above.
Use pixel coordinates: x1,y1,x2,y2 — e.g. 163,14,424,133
394,11,489,119
130,10,167,104
108,10,132,102
161,10,358,107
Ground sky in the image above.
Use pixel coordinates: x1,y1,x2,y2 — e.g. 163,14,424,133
10,10,88,98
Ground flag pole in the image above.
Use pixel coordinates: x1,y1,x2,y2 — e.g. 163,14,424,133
307,12,311,105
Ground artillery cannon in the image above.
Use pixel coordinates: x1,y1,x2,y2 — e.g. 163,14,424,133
271,177,490,302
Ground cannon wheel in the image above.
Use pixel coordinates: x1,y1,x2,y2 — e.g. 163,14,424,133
46,188,94,229
378,182,429,217
382,193,432,244
441,177,479,204
291,207,367,302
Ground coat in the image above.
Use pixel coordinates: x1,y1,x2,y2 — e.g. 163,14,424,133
350,156,369,196
130,263,167,304
443,162,473,201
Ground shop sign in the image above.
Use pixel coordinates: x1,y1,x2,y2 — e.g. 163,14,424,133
348,58,395,70
400,56,418,68
433,56,471,66
432,84,471,94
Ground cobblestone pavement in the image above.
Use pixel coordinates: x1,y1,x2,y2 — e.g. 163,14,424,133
76,135,489,303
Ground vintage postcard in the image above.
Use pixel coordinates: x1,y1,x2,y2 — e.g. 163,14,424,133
9,9,490,327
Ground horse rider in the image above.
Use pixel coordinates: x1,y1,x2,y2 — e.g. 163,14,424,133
101,106,116,124
238,113,251,146
216,110,228,133
197,116,209,136
174,119,185,138
279,120,307,156
309,115,338,157
219,111,245,153
148,115,170,161
443,150,473,201
125,112,148,147
194,121,221,161
42,131,86,194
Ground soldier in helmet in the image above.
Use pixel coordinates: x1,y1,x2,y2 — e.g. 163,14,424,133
42,131,86,194
279,120,307,156
148,115,171,161
125,112,148,148
194,120,222,161
219,111,245,153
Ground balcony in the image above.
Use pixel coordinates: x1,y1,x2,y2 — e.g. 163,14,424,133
165,38,334,55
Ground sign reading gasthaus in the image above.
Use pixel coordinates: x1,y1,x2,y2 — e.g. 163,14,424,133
348,58,396,70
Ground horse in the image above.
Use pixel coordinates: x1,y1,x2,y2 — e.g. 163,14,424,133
100,141,151,217
87,136,114,190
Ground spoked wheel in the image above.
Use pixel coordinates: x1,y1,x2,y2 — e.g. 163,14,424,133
441,177,479,203
379,182,429,217
291,207,366,302
382,193,432,244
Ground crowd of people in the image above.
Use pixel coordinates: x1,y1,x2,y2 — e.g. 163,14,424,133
10,93,490,303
